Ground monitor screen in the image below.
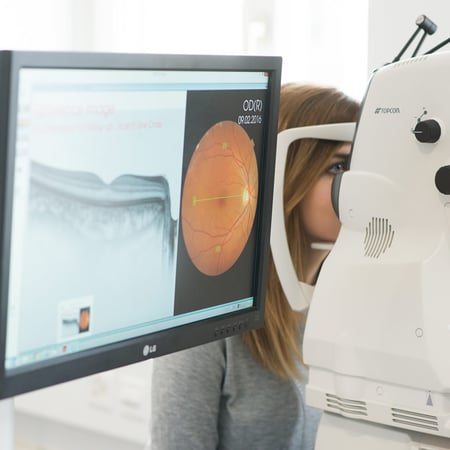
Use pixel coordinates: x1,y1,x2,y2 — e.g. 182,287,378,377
0,50,281,399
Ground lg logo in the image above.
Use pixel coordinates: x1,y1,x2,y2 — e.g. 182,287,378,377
143,344,157,356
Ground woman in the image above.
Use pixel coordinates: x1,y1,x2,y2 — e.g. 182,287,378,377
148,83,360,450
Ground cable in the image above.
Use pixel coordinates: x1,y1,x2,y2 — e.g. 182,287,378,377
424,37,450,55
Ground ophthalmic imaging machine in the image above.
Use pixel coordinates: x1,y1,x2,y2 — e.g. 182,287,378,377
271,15,450,449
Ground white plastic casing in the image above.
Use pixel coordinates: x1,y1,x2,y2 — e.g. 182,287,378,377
304,52,450,438
270,123,356,312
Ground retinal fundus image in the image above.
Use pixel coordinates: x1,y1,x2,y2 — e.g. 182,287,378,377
181,121,258,276
78,307,91,333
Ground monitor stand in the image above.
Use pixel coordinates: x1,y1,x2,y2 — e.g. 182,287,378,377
0,398,14,450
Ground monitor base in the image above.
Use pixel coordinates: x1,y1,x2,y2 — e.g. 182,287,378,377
0,398,14,450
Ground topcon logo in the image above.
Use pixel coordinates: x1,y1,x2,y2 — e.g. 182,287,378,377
374,107,401,114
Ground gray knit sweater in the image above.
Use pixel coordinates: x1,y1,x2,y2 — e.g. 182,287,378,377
149,334,320,450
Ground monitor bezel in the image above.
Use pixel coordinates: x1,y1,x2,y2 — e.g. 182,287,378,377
0,50,281,399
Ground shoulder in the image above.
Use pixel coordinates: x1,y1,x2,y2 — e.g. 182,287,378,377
151,335,257,389
150,340,228,449
152,337,227,379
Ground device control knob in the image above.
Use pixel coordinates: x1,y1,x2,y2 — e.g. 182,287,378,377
413,119,441,143
435,165,450,194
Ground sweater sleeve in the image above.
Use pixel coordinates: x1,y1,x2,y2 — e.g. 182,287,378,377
149,339,226,450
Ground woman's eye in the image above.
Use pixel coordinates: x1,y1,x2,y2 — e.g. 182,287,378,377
327,161,347,175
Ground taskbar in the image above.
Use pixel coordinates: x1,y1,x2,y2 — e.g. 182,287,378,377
5,297,254,370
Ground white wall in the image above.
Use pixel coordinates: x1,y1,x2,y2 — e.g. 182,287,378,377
0,0,74,50
368,0,450,74
15,361,152,450
273,0,369,99
82,0,369,99
0,0,369,100
88,0,245,54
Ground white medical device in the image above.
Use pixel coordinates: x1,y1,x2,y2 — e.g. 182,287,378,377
270,122,356,312
271,50,450,448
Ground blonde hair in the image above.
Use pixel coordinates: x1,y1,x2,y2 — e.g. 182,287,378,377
242,83,360,379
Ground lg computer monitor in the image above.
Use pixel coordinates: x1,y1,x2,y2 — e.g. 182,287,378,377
0,50,281,399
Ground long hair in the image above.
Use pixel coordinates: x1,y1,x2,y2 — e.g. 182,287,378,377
242,83,360,379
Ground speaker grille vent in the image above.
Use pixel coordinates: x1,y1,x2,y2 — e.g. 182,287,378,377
364,217,394,258
391,408,439,432
325,393,368,416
